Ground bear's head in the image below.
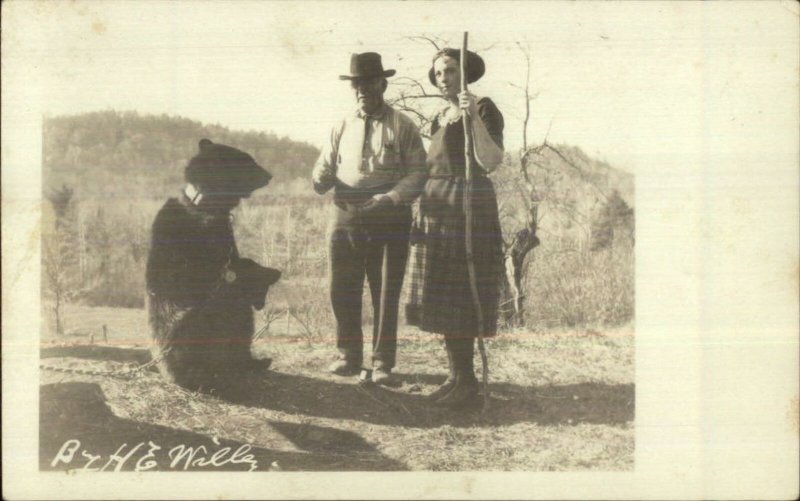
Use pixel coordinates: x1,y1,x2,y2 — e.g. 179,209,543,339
185,139,272,212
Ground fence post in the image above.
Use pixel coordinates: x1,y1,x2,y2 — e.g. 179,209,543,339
285,206,292,274
270,232,275,266
78,207,86,285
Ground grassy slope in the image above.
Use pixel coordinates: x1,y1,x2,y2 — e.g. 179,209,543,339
41,305,633,471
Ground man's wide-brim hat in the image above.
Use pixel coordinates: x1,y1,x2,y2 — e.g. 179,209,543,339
339,52,396,80
428,48,486,86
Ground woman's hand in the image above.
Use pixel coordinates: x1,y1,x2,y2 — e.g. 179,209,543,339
458,91,479,117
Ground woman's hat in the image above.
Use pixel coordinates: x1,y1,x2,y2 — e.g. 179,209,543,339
428,48,486,86
339,52,396,80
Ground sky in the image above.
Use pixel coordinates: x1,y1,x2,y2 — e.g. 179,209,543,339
5,1,799,175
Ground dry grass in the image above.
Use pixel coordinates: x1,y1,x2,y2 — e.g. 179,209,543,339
520,243,634,330
45,191,634,332
41,305,633,471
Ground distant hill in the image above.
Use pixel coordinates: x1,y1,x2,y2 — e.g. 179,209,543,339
553,144,634,207
42,111,634,222
43,110,321,200
490,142,634,248
546,144,634,248
41,110,634,315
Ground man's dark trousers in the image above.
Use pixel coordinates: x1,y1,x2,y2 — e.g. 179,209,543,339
328,185,411,370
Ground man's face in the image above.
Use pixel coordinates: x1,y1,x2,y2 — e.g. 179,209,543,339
351,77,386,115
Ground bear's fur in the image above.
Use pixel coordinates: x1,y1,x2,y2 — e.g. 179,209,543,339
146,140,279,392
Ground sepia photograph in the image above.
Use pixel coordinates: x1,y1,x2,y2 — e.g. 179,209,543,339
2,1,798,499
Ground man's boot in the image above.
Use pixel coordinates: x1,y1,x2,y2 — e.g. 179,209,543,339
428,338,457,400
435,337,479,407
328,350,362,376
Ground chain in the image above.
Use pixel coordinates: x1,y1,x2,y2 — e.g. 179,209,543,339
205,246,236,301
206,214,238,300
39,347,172,380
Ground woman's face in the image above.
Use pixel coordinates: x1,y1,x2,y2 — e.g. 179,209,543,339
433,56,460,100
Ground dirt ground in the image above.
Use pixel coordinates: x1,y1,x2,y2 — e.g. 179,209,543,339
40,305,634,471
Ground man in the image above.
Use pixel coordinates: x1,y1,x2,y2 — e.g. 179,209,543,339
313,52,427,385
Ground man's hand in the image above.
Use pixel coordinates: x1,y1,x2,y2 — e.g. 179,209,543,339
312,168,337,194
313,169,336,185
314,169,336,186
358,193,394,213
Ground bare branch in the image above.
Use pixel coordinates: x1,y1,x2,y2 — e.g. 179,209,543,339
542,144,610,202
392,76,433,97
394,94,444,100
405,35,444,50
515,40,531,58
543,117,554,144
390,102,429,123
521,43,531,151
475,42,500,52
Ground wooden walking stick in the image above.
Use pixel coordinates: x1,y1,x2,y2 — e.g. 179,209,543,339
461,32,490,412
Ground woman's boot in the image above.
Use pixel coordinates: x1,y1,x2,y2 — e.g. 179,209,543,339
427,339,456,400
435,337,479,406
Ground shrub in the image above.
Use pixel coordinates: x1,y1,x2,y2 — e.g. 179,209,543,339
522,241,634,330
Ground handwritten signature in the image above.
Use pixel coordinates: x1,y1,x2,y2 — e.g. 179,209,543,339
51,438,259,472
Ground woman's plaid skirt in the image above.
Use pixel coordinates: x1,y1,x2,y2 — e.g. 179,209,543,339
405,176,504,338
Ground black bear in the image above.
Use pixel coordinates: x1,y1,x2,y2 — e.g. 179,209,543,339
146,139,280,392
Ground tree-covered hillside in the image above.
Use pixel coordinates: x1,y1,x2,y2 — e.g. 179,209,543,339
42,109,634,328
43,110,321,199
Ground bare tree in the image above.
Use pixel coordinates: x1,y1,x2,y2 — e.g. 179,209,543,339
498,41,625,325
387,76,443,139
389,36,617,327
43,185,84,335
499,42,541,325
386,36,446,138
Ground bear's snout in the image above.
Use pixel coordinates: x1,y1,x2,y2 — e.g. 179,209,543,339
265,267,281,286
258,166,273,187
243,162,272,195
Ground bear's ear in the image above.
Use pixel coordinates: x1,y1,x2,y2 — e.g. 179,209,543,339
198,138,214,151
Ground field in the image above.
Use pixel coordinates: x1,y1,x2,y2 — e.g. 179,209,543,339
41,304,634,471
40,111,635,472
41,186,634,472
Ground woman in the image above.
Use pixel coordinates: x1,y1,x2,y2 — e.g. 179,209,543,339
406,48,505,406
